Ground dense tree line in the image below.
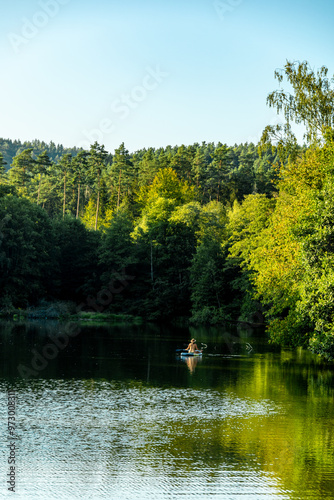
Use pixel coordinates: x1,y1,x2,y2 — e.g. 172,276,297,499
0,138,84,171
0,139,280,221
2,60,334,360
0,139,277,320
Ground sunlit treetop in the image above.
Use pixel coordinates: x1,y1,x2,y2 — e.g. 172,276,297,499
260,60,334,160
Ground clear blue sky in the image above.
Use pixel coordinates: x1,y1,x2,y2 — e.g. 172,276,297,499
1,0,334,153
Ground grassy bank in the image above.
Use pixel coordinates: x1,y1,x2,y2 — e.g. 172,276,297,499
0,302,143,324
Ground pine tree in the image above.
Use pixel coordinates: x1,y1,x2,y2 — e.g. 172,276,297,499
35,151,52,204
9,148,36,195
72,151,89,219
58,153,73,218
0,153,7,181
88,142,108,230
110,143,134,210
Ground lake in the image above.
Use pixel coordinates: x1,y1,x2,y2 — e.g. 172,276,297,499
0,320,334,499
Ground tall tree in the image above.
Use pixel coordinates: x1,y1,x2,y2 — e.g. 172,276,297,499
110,143,134,210
191,149,207,191
260,61,334,156
72,151,89,219
0,195,57,307
204,145,230,202
0,153,7,176
137,148,159,186
58,153,73,218
169,145,193,181
232,146,256,201
89,142,108,230
0,152,7,180
9,148,36,195
35,150,52,205
132,168,197,319
53,216,100,301
99,209,136,285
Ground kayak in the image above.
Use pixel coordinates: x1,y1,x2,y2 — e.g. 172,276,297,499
180,351,202,357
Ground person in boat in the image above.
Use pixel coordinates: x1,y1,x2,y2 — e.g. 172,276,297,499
186,338,202,353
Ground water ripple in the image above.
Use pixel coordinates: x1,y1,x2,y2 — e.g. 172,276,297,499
0,379,292,499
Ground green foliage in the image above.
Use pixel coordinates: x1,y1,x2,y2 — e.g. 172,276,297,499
9,148,36,195
267,312,311,348
109,142,134,209
0,153,7,179
76,311,140,322
53,216,100,301
3,139,276,225
226,195,275,322
136,148,160,186
88,142,109,230
145,167,195,205
229,128,334,359
33,150,52,205
132,169,198,320
72,150,90,218
260,61,334,161
99,209,136,282
169,145,193,181
291,162,334,358
253,145,279,196
0,195,57,307
0,137,82,167
142,220,196,320
0,136,297,327
309,329,334,361
190,238,230,324
1,139,277,324
227,194,275,269
4,69,334,354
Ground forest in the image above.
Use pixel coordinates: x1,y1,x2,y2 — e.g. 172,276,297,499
1,60,334,360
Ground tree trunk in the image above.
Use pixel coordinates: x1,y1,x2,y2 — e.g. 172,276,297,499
76,182,81,219
95,174,100,231
63,172,66,218
37,179,41,205
117,169,122,209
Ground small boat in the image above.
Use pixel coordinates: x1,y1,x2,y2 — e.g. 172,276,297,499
180,350,202,357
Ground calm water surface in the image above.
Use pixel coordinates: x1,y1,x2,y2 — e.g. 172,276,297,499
0,321,334,499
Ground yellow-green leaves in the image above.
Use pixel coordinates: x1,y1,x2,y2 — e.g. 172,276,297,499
143,167,195,205
132,168,196,238
228,194,275,268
